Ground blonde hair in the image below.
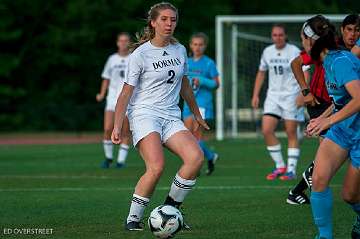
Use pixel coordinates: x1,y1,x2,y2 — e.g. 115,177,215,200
132,2,178,50
190,32,209,46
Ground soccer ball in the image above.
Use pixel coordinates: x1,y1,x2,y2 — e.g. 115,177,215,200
148,205,184,238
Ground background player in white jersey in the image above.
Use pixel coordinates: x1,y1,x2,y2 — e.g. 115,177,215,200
251,24,303,181
111,2,208,231
96,32,131,168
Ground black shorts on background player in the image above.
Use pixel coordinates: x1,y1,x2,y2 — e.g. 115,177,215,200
306,98,332,136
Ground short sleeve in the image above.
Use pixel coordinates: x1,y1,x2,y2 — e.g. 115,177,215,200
182,46,188,76
334,57,359,86
125,51,144,87
259,50,268,71
300,51,314,65
208,59,219,78
357,39,360,47
101,56,112,79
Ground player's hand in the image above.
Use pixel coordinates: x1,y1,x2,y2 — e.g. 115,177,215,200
303,93,319,107
251,95,259,109
306,117,331,137
194,115,210,131
96,93,105,102
111,126,122,144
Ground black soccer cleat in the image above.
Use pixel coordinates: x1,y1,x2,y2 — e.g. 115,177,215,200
125,221,144,231
101,158,113,168
302,161,314,190
206,153,219,176
286,190,310,205
352,216,360,239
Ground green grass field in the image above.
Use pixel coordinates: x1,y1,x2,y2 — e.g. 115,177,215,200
0,138,354,239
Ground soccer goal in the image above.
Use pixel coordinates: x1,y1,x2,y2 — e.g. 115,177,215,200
215,14,346,140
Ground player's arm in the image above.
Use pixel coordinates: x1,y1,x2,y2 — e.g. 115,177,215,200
96,78,109,102
327,80,360,125
112,83,134,144
196,76,219,90
180,76,209,130
308,80,360,136
291,56,318,106
251,70,265,109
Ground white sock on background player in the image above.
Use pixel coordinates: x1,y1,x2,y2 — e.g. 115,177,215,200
267,144,285,169
103,140,113,160
117,144,129,164
287,148,300,174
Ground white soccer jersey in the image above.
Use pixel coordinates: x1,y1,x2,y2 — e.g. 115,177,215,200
125,41,188,120
101,53,129,100
259,43,301,95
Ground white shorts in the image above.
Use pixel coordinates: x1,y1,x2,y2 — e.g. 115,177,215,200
263,93,300,121
296,106,305,122
129,115,188,147
105,92,119,112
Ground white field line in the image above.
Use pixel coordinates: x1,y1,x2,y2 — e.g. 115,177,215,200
0,184,342,192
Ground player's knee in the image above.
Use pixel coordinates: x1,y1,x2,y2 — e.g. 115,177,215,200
147,165,164,179
187,147,204,168
104,128,113,137
311,173,329,191
342,188,360,204
262,127,273,137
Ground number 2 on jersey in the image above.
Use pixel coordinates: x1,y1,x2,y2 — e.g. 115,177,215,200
167,70,175,84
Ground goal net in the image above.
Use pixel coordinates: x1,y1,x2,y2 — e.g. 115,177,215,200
215,15,346,140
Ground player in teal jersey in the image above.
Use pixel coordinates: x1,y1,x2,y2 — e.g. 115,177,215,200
182,32,220,175
302,15,360,239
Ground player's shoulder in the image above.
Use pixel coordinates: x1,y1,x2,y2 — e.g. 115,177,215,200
105,53,118,62
333,50,359,67
170,42,187,54
202,55,216,65
263,44,275,53
285,43,300,53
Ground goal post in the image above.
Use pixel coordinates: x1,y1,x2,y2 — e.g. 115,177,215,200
215,14,346,140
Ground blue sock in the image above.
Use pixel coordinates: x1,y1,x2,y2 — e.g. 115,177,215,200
198,140,215,161
311,188,333,239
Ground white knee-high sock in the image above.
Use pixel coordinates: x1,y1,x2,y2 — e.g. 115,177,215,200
127,194,150,223
168,174,196,203
117,144,129,164
287,148,300,173
103,140,113,160
267,144,285,169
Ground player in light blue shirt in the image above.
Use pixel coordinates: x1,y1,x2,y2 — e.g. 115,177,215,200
302,15,360,239
183,32,220,175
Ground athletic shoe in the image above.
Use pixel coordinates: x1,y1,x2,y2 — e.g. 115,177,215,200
206,153,219,176
303,162,314,190
351,216,360,239
266,167,286,180
116,162,125,168
279,172,296,181
286,190,310,205
101,158,113,168
125,221,144,231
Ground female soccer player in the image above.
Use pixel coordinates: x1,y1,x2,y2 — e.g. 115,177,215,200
182,32,220,175
301,15,360,239
287,14,360,205
96,32,131,168
111,2,208,231
251,24,303,181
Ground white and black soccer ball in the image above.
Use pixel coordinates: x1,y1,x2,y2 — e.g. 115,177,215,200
148,205,184,238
